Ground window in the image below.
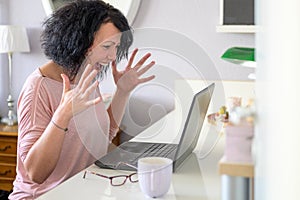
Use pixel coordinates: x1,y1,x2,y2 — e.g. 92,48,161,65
217,0,256,33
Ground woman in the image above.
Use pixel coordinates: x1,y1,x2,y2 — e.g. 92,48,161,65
9,1,155,199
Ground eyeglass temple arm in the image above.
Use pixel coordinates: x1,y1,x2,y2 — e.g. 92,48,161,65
83,170,110,179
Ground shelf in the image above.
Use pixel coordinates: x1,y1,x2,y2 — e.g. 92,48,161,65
216,25,257,33
219,157,254,178
0,124,18,137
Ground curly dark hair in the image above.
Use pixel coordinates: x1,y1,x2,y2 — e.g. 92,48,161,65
41,0,133,81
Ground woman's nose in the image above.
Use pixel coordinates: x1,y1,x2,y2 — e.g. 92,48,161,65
107,48,117,61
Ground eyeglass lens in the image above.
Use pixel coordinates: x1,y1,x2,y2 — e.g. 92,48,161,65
111,173,138,186
129,173,138,182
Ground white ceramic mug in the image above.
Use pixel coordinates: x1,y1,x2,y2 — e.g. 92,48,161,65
138,157,173,198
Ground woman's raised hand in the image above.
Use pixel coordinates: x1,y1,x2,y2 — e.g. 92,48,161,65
59,64,102,119
112,48,155,94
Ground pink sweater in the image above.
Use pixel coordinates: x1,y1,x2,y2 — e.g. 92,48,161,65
9,69,115,199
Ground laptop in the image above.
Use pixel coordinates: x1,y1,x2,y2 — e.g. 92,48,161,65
95,83,215,171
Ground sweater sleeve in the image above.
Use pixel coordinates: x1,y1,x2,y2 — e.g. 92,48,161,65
17,75,58,162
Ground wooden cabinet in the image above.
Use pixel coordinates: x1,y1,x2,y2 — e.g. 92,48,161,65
0,124,18,191
219,157,254,200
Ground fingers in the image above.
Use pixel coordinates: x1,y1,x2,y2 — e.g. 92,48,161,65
85,95,102,107
127,49,153,72
61,74,71,94
138,75,156,84
77,64,94,88
137,61,155,76
78,64,99,92
111,60,118,75
83,79,99,100
81,70,98,92
133,53,152,71
86,96,102,106
129,51,155,84
134,61,155,86
76,63,101,106
79,68,101,106
127,48,138,70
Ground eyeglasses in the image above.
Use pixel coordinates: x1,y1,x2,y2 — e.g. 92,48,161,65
83,170,138,186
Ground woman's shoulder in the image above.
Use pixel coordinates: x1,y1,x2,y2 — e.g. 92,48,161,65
18,68,63,115
19,68,63,106
22,68,62,91
22,68,44,85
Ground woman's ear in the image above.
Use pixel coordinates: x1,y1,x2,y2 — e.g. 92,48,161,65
85,48,92,57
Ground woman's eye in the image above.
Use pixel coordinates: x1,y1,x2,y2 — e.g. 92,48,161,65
103,45,111,49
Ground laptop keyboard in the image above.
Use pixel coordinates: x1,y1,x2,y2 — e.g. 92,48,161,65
130,143,177,165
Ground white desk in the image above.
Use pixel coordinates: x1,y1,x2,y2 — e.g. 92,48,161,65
37,108,225,200
38,152,218,200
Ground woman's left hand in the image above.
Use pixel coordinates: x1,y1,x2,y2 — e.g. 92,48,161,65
112,48,155,94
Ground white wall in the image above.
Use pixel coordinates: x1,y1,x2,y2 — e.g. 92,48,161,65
255,0,300,199
0,0,255,117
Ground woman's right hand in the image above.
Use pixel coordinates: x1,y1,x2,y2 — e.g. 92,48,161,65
59,64,102,121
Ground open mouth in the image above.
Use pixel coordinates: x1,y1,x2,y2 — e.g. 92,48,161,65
95,62,104,71
94,62,110,71
94,62,110,81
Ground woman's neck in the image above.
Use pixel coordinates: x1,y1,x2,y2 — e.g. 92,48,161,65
39,61,65,82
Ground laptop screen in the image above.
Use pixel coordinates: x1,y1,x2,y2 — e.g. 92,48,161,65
174,83,214,169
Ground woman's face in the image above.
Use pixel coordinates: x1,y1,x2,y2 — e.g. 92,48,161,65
87,22,121,70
